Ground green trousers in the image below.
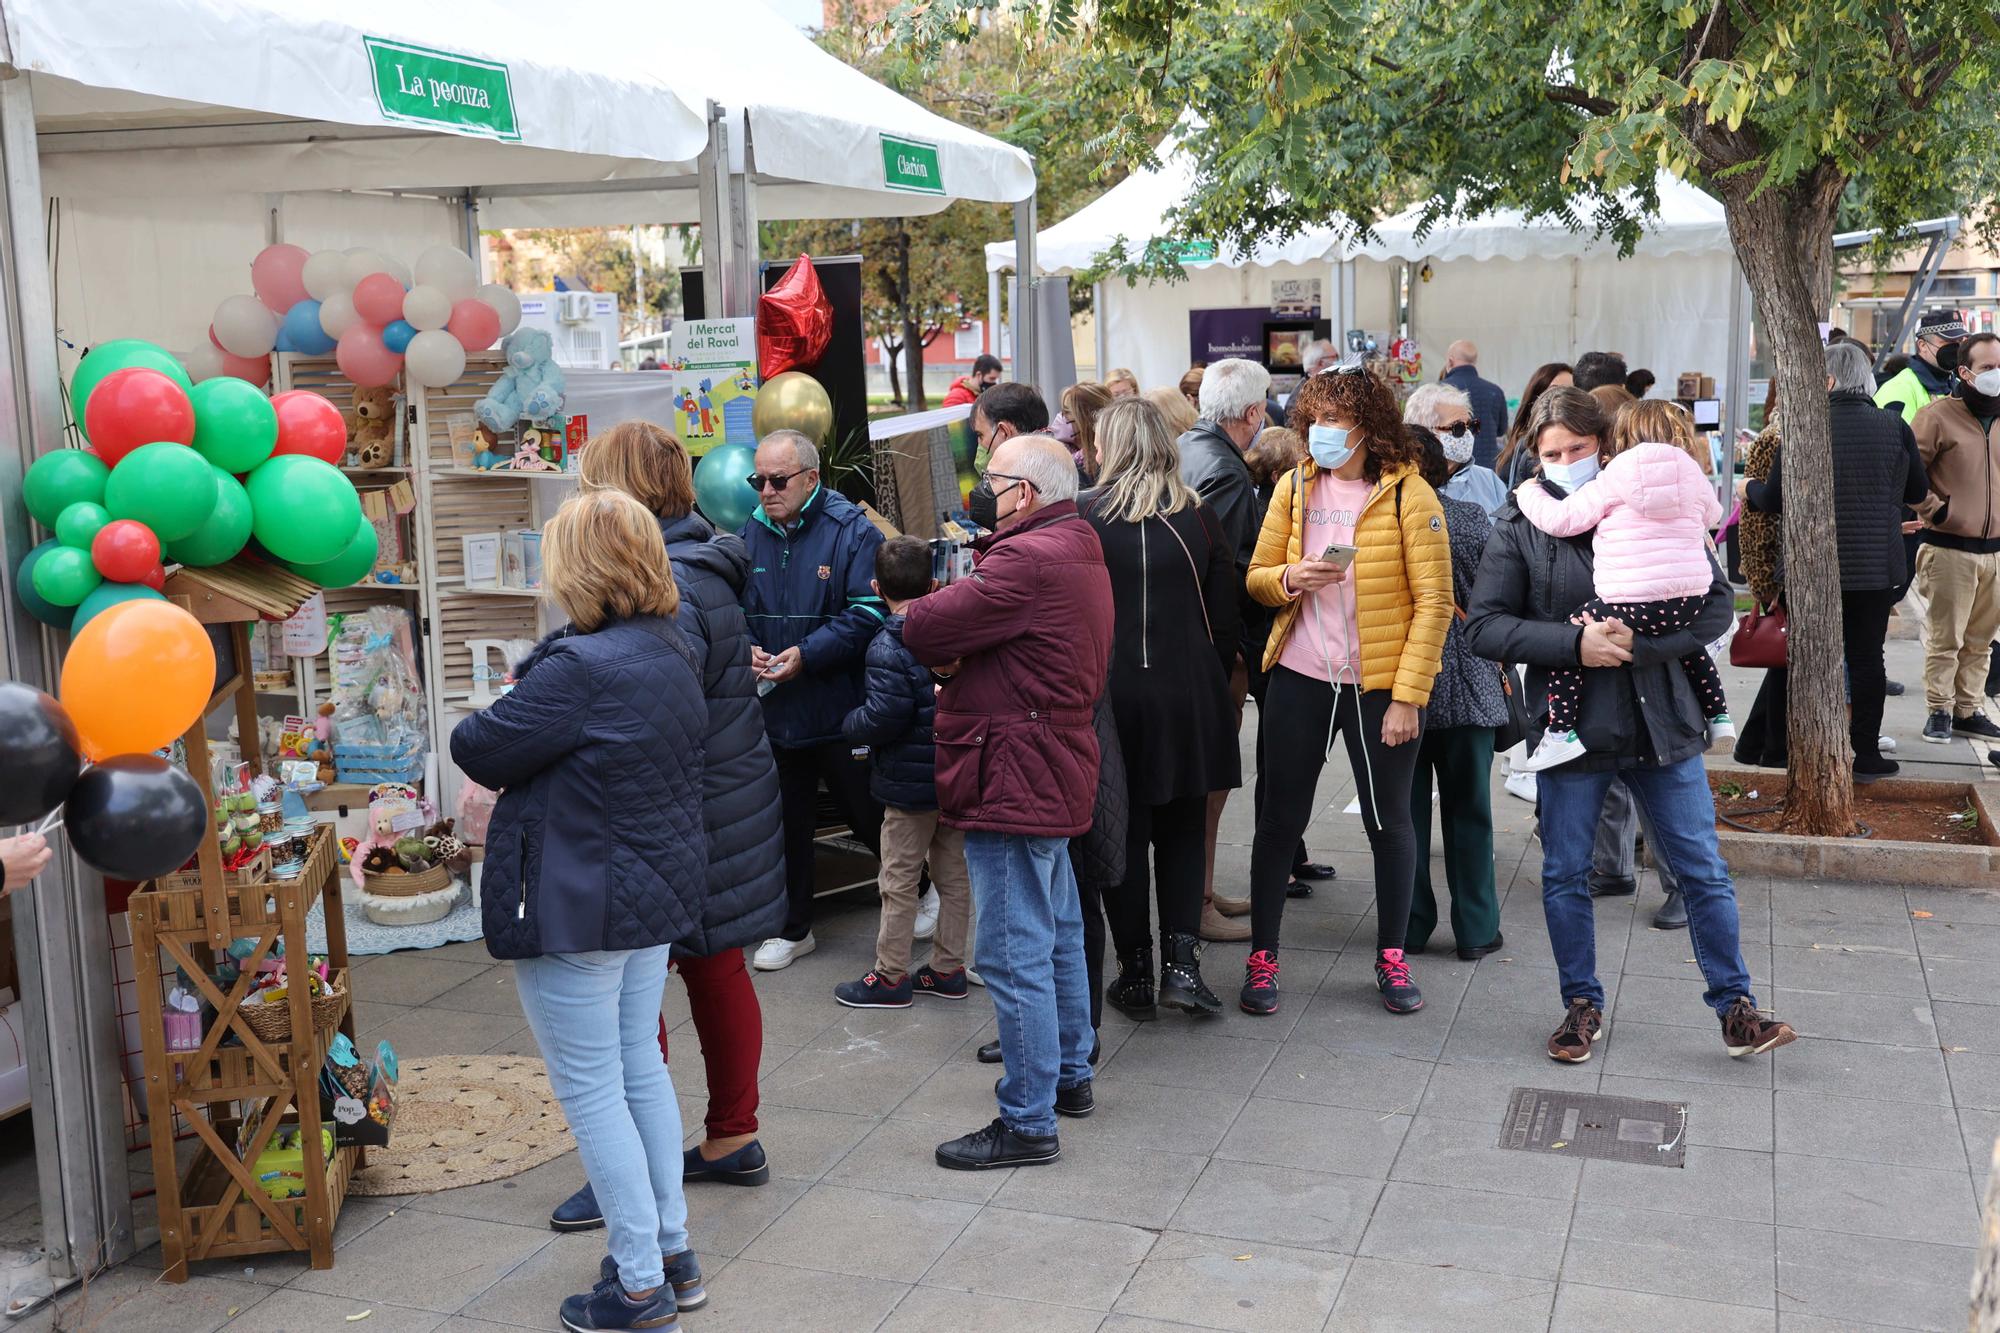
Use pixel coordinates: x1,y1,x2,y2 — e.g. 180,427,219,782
1406,724,1500,954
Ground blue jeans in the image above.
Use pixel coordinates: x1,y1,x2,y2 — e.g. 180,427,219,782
963,832,1093,1137
515,946,687,1292
1537,755,1752,1016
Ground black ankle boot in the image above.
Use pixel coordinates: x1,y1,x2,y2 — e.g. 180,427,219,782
1158,933,1222,1015
1105,945,1157,1020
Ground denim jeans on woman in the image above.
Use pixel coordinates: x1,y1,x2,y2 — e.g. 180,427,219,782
1537,755,1752,1015
964,832,1094,1137
515,946,688,1292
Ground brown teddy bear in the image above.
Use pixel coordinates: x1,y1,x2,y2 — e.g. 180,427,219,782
347,385,396,468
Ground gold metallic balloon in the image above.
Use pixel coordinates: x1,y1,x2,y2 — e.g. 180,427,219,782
751,371,834,448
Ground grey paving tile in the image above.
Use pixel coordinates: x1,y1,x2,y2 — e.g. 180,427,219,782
1918,953,1997,1004
1775,1089,1966,1170
1768,916,1917,952
1933,999,2000,1053
1551,1283,1776,1332
1771,1036,1953,1105
41,1269,269,1333
458,1231,647,1327
1945,1049,2000,1111
737,990,848,1048
1458,960,1571,1014
756,1103,895,1183
806,1000,996,1063
1769,943,1928,997
697,1257,909,1330
1288,992,1450,1060
923,1207,1157,1311
1775,1226,1980,1331
1418,1059,1598,1125
1057,1079,1249,1155
894,1059,1018,1128
369,1005,530,1059
1169,1159,1379,1251
1099,1024,1280,1092
289,1209,553,1312
989,1139,1207,1228
1905,886,2000,924
1963,1108,1998,1190
352,955,495,1008
1389,1113,1584,1200
351,998,417,1040
404,1149,585,1229
1596,1074,1773,1151
1215,1096,1410,1181
878,1286,1105,1333
1766,987,1934,1051
655,1037,799,1104
1328,1255,1555,1332
1357,1181,1571,1280
1578,1143,1773,1223
824,1117,1013,1205
1112,1230,1348,1332
1772,1153,1982,1246
744,1182,977,1282
682,1174,810,1258
1599,1019,1774,1088
757,1047,938,1116
1770,879,1908,923
1913,919,2000,962
423,966,521,1015
1438,1002,1574,1068
1565,1202,1774,1306
221,1290,446,1332
1253,1041,1434,1115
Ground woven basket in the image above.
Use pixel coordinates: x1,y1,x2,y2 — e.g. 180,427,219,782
239,975,346,1045
363,863,453,899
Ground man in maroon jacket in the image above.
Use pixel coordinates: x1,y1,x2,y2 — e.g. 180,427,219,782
904,434,1114,1170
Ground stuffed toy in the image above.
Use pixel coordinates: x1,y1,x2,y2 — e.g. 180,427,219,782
358,846,399,876
393,835,434,873
307,702,336,785
475,328,567,437
347,385,397,467
422,818,466,868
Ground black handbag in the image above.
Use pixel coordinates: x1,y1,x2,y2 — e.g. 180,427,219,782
1069,693,1128,891
1494,663,1531,751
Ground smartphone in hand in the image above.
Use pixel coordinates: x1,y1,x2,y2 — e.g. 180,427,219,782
1320,542,1358,570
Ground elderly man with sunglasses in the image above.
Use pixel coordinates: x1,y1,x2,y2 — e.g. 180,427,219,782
1405,382,1508,516
740,429,889,972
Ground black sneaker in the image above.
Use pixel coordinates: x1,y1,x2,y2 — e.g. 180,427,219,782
1853,753,1900,785
1588,874,1637,898
1293,860,1337,881
596,1251,706,1312
1922,710,1954,744
1953,713,2000,739
1375,949,1423,1014
1240,949,1281,1015
833,970,912,1009
912,965,968,1000
559,1280,678,1331
1886,677,1908,697
935,1118,1060,1170
976,1037,1100,1066
994,1076,1094,1118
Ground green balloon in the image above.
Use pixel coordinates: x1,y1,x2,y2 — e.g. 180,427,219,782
30,544,100,607
164,468,254,567
15,541,74,627
692,442,760,532
70,339,192,442
289,515,379,589
245,455,361,565
190,377,279,473
104,442,216,541
54,500,112,551
23,450,109,530
71,580,164,633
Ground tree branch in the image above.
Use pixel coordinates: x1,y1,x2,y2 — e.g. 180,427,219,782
1545,84,1616,116
1680,0,1724,77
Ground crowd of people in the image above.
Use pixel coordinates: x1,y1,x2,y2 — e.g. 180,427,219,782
434,318,2000,1329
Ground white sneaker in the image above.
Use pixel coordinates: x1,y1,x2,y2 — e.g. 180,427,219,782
912,887,940,942
1708,713,1737,742
752,933,816,971
965,967,985,987
1519,729,1588,773
1504,769,1539,803
1879,735,1897,753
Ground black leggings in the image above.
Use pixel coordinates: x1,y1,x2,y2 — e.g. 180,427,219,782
1251,668,1422,953
1107,794,1208,956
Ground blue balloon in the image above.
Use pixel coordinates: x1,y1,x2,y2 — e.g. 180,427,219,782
382,319,417,354
691,442,760,533
15,540,73,628
71,580,165,633
281,299,337,356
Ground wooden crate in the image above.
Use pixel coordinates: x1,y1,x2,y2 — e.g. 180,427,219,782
155,846,271,894
175,1118,359,1263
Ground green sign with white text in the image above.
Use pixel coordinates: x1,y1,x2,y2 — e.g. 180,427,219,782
881,134,945,195
366,37,520,141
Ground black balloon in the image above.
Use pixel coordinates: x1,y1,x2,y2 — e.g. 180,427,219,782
63,755,207,881
0,681,83,825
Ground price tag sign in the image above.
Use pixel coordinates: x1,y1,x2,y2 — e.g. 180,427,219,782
281,592,329,657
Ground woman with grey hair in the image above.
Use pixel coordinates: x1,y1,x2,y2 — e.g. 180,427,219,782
1739,339,1928,782
1406,383,1508,515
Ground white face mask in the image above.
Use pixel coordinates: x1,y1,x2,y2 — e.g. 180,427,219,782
1541,454,1601,490
1970,368,2000,399
1439,425,1476,465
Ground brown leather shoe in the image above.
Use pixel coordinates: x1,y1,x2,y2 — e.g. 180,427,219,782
1198,903,1250,942
1546,998,1605,1062
1720,997,1796,1057
1210,893,1252,917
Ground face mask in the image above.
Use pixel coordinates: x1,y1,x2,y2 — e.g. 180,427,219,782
1049,414,1078,445
1439,427,1476,465
1307,424,1355,470
1541,454,1602,490
966,480,998,531
1969,369,2000,399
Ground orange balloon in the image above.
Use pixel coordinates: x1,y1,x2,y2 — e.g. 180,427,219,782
60,600,215,760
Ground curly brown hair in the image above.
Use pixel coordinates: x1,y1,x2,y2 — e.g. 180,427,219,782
1288,367,1415,482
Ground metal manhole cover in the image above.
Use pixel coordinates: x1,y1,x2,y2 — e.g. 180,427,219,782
1498,1088,1687,1167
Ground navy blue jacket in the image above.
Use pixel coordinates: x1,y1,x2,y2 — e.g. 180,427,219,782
739,485,887,748
661,512,786,953
840,614,937,811
1443,364,1511,470
451,615,707,961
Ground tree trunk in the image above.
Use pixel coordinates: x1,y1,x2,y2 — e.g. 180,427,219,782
884,337,905,406
1718,174,1855,835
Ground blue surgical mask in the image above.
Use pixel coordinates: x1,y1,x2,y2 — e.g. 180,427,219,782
1541,453,1602,490
1307,424,1354,470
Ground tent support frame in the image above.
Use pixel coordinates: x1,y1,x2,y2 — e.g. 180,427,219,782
1010,195,1038,391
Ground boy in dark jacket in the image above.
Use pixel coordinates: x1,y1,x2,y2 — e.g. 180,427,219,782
832,537,973,1008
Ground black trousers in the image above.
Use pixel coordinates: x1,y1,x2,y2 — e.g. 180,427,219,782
1735,666,1789,768
1844,587,1899,760
1251,668,1422,954
1107,794,1208,956
1246,661,1312,876
773,740,884,940
1077,868,1105,1030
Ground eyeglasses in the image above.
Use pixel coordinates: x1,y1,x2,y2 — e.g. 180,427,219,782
746,470,806,493
980,471,1029,489
1441,418,1481,436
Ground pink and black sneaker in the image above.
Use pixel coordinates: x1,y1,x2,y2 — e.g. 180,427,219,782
1240,949,1281,1016
1374,948,1423,1014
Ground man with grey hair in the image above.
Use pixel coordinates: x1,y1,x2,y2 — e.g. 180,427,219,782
905,433,1113,1169
1300,339,1336,378
741,427,890,971
1441,339,1510,469
1405,382,1508,515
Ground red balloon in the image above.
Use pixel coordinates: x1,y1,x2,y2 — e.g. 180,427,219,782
271,390,347,464
141,565,166,591
91,519,162,584
335,325,401,389
215,350,271,387
82,368,196,466
447,299,502,351
353,273,406,326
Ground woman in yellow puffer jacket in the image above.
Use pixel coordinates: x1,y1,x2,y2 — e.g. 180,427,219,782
1237,363,1453,1019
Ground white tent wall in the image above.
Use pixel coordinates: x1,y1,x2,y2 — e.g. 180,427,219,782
1101,260,1332,390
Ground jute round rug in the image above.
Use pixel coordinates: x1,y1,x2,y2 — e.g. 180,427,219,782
348,1055,573,1196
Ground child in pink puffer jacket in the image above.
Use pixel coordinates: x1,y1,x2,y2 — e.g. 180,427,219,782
1515,439,1728,772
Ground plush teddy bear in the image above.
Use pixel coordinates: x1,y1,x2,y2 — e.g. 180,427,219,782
475,327,567,437
358,845,399,876
306,702,337,784
347,385,396,467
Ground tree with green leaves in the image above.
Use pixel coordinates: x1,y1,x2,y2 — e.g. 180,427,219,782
895,0,1999,834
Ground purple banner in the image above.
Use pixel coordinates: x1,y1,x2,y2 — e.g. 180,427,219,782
1189,307,1268,365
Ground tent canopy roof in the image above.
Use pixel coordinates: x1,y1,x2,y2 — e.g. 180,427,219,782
1353,173,1731,263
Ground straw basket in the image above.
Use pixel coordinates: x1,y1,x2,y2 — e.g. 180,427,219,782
363,864,454,899
239,974,347,1045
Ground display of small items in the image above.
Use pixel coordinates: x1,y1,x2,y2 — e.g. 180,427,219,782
236,1104,336,1202
325,607,427,786
354,818,463,878
319,1032,398,1147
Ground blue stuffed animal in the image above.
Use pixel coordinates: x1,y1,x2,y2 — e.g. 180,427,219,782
475,328,568,437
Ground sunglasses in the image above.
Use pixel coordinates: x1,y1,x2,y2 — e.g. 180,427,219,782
1441,418,1481,436
746,470,806,493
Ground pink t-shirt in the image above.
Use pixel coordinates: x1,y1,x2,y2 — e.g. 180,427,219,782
1278,471,1373,683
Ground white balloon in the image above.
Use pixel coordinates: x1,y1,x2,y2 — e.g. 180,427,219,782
341,248,394,290
301,249,349,300
477,283,523,337
213,294,279,358
414,245,478,302
402,284,454,332
182,343,227,384
319,290,362,339
405,328,467,389
383,257,413,290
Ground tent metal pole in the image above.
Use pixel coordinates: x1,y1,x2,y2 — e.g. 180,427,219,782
462,191,482,276
1011,195,1038,391
698,102,738,318
1092,281,1107,380
0,70,135,1286
728,121,759,320
987,269,1002,364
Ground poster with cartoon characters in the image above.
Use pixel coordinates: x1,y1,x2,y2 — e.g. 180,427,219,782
667,318,760,456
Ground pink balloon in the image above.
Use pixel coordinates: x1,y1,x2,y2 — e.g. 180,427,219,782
446,298,502,351
251,243,311,313
352,272,406,326
218,350,272,387
208,324,224,350
335,324,402,388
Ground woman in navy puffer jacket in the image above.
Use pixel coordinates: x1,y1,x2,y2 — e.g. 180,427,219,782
451,490,710,1331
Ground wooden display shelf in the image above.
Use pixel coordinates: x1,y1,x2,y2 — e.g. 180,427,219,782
176,1117,359,1264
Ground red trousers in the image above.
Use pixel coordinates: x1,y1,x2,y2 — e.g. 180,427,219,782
655,946,762,1139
